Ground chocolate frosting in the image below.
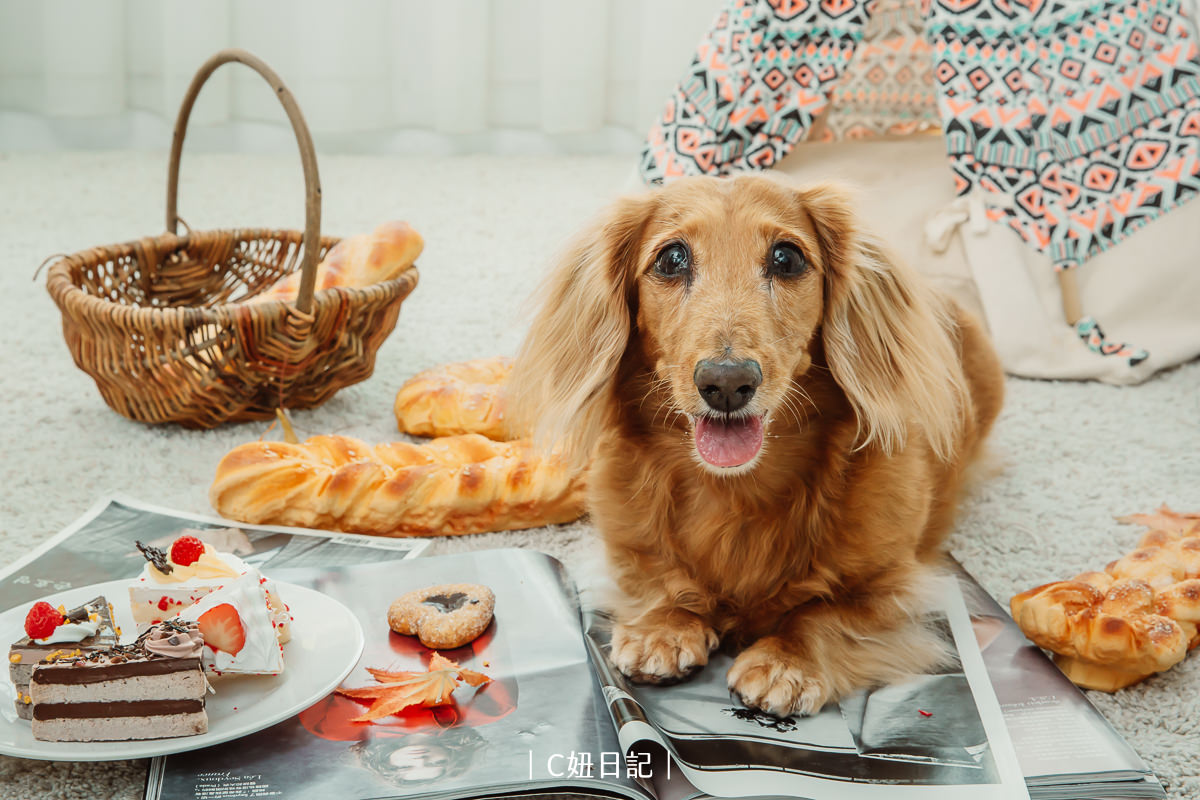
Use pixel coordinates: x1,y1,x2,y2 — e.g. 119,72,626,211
32,657,202,685
33,619,204,681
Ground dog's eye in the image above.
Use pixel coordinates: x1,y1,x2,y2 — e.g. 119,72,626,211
653,243,692,279
768,242,807,278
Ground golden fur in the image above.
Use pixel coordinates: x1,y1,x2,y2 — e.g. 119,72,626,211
510,175,1005,715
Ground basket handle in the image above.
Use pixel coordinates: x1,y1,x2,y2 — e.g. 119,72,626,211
166,48,322,315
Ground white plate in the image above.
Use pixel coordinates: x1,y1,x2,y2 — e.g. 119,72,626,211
0,579,364,761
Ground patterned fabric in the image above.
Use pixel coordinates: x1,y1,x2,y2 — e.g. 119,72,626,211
639,0,872,181
818,0,941,140
640,0,1200,277
929,0,1200,271
1076,315,1150,364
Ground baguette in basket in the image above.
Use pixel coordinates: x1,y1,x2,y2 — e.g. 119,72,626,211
210,433,586,536
252,220,423,302
46,49,421,427
183,220,422,370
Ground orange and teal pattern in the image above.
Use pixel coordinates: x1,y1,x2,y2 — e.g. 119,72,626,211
639,0,872,180
929,0,1200,274
819,0,941,140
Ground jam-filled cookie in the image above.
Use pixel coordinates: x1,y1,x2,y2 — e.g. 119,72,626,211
388,583,495,649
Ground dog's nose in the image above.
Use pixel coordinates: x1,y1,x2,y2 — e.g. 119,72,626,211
693,359,762,413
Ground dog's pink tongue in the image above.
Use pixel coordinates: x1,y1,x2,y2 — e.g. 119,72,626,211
694,415,764,468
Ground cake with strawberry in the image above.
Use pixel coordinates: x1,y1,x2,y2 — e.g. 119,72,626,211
177,571,285,676
9,597,117,720
128,535,290,643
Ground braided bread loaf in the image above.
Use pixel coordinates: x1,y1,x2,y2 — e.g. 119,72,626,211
394,357,513,440
210,433,586,536
1010,506,1200,691
251,220,423,303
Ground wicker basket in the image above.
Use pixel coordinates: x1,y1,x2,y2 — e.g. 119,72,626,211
45,49,419,428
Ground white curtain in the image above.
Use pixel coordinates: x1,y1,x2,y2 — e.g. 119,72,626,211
0,0,717,153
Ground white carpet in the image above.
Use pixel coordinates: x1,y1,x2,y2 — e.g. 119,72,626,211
0,151,1197,799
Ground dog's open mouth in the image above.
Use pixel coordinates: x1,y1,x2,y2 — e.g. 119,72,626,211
694,414,764,468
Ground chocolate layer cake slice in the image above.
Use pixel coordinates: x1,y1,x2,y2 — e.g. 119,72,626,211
9,597,117,720
29,620,208,742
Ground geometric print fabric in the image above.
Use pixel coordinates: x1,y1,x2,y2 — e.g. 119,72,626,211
929,0,1200,272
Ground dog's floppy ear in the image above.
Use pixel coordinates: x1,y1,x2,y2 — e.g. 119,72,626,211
801,184,967,460
509,194,653,465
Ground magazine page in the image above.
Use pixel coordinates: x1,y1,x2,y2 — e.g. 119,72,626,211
588,575,1030,800
147,549,655,800
0,494,430,610
949,560,1165,797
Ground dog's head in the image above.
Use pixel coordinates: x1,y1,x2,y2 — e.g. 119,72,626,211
510,175,966,474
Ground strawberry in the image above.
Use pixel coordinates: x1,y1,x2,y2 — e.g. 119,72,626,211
24,601,63,640
197,603,246,655
170,535,206,567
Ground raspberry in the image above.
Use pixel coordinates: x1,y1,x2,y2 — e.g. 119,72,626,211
170,535,205,566
24,602,63,640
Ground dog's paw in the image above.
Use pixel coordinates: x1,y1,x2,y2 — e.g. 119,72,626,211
727,640,830,717
611,617,719,685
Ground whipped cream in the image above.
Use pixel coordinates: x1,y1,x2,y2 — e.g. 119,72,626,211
33,618,100,645
142,544,243,584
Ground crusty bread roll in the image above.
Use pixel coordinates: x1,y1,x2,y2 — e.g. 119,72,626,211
175,221,422,373
394,357,513,440
210,433,586,536
251,220,423,303
1010,506,1200,691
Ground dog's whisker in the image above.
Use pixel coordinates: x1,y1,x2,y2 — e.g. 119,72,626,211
774,389,805,430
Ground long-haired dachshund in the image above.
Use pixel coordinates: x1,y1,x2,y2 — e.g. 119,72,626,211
510,175,1004,716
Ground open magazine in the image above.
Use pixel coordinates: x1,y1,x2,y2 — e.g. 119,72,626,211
147,548,1029,800
138,546,1162,800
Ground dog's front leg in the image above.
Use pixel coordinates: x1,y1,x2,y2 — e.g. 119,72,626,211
727,582,947,716
611,604,720,685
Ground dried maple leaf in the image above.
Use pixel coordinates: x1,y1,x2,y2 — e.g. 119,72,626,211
430,652,491,687
338,653,491,722
365,667,422,683
1117,505,1200,537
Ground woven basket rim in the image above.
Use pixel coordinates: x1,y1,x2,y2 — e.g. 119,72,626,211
45,226,419,325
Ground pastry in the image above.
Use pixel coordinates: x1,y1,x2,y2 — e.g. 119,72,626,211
210,433,587,536
9,597,117,720
388,584,495,648
29,620,207,742
129,534,290,643
177,571,286,677
1010,505,1200,691
394,357,513,440
251,220,423,303
176,220,422,370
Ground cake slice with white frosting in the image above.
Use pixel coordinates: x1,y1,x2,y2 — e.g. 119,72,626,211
177,571,286,676
129,534,290,643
